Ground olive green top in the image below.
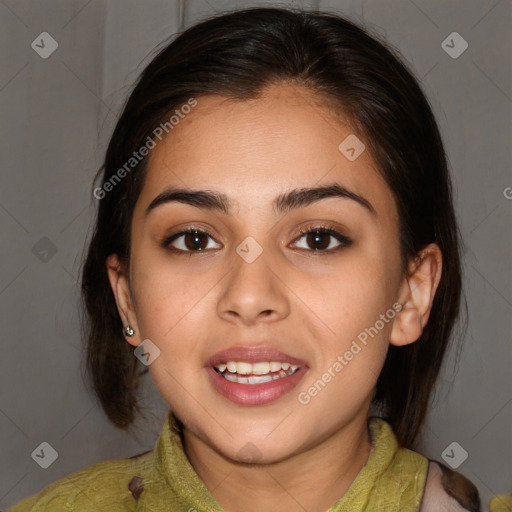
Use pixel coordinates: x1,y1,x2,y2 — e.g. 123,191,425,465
9,411,428,511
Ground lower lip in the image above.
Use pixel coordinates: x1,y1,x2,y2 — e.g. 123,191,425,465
206,366,308,406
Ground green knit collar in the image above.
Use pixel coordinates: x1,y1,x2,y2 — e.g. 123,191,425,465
146,411,428,512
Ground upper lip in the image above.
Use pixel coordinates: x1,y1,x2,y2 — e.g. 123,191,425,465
207,346,308,368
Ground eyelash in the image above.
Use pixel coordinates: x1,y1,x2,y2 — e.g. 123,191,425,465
162,225,353,256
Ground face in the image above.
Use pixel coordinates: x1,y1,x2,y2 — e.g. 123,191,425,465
110,83,415,464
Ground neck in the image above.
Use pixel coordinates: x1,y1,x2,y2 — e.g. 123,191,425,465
182,409,372,512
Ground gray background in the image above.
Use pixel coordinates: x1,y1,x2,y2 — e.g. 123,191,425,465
0,0,510,510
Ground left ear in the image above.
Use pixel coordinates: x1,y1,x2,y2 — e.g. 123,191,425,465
390,243,443,347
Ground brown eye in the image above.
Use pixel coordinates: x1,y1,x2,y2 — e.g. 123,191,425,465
305,231,330,250
291,227,352,253
163,229,221,253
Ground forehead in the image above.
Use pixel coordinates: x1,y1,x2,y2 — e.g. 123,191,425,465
136,83,395,219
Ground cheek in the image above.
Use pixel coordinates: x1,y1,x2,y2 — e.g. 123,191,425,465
129,265,209,408
295,267,395,422
130,252,216,339
302,256,399,402
128,254,219,391
294,249,398,335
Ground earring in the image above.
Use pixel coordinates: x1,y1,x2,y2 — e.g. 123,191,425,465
124,325,135,337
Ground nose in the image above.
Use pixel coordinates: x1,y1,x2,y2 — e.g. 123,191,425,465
216,246,290,326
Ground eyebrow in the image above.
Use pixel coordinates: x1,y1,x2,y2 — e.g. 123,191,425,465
145,182,376,218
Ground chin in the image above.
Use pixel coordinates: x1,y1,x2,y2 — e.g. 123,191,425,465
215,434,302,466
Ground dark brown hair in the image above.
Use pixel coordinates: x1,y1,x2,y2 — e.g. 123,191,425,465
81,6,464,449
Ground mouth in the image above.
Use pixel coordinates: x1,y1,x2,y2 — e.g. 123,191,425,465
214,361,301,384
206,346,308,405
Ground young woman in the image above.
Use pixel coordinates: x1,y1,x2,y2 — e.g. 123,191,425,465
10,7,481,512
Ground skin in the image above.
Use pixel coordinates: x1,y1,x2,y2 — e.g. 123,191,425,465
107,83,442,512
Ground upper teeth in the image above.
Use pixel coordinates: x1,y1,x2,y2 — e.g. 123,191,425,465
216,361,299,375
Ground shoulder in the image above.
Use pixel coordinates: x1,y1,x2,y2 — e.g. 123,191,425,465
8,449,155,512
419,460,482,512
